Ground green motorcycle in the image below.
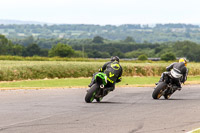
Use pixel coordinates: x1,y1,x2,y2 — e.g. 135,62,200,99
85,72,108,103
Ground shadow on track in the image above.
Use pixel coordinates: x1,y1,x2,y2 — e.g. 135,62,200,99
92,101,125,104
153,98,200,101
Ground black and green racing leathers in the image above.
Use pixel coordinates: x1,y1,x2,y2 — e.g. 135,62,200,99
88,61,123,92
99,61,122,84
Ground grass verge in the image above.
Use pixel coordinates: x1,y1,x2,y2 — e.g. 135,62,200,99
0,76,200,90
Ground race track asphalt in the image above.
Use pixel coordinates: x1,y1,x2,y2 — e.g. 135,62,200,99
0,85,200,133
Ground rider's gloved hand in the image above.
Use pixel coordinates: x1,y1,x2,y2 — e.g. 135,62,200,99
99,68,103,72
116,78,122,83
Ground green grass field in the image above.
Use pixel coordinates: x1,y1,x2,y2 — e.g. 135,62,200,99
0,76,200,89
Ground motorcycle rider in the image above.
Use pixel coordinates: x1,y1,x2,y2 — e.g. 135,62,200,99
157,58,188,89
88,56,123,96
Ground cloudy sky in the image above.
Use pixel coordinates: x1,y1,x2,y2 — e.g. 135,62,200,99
1,0,200,25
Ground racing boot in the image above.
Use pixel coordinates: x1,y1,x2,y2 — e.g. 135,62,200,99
174,80,182,91
176,83,182,91
88,73,97,87
155,73,165,85
172,84,182,91
103,87,114,96
88,80,95,87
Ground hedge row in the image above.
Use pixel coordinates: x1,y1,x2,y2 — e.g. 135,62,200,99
0,61,198,81
0,56,109,62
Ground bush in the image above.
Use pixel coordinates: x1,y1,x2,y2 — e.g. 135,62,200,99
161,52,176,61
138,54,148,61
48,43,75,57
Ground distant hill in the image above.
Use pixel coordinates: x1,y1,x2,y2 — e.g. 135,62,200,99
1,20,200,43
0,19,47,25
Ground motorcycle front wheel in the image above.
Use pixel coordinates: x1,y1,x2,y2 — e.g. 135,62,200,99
85,83,99,103
152,82,167,99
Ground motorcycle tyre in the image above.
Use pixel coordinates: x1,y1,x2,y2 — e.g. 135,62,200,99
152,82,167,99
85,83,99,103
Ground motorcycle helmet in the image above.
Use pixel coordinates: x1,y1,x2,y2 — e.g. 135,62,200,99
111,56,120,62
179,58,188,66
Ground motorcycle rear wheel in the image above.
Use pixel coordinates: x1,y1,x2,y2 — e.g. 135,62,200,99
164,94,171,99
96,97,103,102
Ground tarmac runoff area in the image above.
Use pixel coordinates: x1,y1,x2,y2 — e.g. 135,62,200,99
0,85,200,133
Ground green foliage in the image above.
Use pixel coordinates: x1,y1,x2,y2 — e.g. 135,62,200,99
12,44,24,56
1,75,200,88
73,50,88,58
23,43,41,56
75,42,158,58
0,34,13,55
0,34,8,44
161,52,176,61
3,33,200,62
2,23,200,43
86,50,111,58
138,54,148,60
92,36,104,43
0,55,110,61
124,36,135,43
173,41,200,62
48,43,75,57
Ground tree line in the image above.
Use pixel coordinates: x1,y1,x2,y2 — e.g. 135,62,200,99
1,34,200,61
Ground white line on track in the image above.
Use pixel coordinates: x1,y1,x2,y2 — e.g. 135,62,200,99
187,128,200,133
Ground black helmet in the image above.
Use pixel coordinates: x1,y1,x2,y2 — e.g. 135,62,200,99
111,56,120,62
